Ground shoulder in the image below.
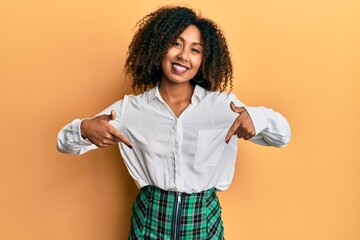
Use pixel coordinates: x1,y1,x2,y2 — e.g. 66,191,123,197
194,86,241,125
124,87,156,104
199,87,238,105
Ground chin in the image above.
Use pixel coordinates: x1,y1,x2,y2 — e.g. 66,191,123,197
162,74,193,85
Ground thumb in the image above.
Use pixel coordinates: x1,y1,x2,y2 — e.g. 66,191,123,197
100,110,116,121
108,110,116,121
230,101,246,114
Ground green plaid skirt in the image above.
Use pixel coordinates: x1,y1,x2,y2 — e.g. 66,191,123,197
129,185,224,239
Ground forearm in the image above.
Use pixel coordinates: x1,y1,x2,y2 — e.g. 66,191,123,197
57,99,124,154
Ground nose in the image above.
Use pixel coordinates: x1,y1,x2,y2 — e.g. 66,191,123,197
177,49,189,61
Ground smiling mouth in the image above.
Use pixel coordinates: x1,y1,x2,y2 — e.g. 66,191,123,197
172,63,189,73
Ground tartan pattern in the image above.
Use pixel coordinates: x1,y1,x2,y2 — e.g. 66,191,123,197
129,185,224,239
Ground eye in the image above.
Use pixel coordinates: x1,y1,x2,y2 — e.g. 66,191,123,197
173,42,182,47
191,48,201,54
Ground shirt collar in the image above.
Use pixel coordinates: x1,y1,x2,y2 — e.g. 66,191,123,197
146,84,206,104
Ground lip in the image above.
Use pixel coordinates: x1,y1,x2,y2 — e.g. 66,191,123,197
171,62,189,74
172,62,190,69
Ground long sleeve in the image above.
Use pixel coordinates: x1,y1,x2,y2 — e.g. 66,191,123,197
57,100,124,155
245,106,291,147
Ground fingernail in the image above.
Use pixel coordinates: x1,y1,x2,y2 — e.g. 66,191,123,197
128,145,133,149
225,139,229,144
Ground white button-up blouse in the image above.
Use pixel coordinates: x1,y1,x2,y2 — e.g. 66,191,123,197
57,85,291,193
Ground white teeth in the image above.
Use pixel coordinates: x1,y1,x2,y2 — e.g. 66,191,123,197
173,64,187,71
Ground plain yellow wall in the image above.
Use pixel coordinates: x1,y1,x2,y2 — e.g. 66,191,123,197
1,0,359,239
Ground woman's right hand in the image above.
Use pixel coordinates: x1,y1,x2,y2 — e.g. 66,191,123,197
81,110,133,149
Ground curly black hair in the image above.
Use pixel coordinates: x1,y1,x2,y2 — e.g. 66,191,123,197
124,6,233,92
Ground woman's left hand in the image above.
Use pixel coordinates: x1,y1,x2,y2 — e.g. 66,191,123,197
225,101,256,143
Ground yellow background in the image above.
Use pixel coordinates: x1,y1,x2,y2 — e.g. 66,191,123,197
1,0,359,239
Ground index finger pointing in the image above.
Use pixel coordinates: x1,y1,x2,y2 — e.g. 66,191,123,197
225,118,241,143
110,128,133,149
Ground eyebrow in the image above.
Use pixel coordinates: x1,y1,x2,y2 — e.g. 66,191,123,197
177,36,203,47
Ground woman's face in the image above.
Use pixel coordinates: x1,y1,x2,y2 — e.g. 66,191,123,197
160,25,203,85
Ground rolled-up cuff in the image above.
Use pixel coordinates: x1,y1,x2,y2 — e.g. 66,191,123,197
71,119,92,145
244,106,269,135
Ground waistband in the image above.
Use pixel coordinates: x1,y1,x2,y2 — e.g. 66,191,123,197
140,185,216,200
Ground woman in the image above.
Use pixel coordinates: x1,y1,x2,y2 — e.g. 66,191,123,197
57,6,291,239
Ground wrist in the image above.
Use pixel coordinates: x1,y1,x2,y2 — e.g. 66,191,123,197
80,119,90,140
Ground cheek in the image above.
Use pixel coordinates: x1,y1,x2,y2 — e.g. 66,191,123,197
160,50,173,67
193,56,203,70
160,55,169,70
160,58,166,69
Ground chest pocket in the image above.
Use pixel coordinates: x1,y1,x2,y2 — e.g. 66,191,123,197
194,128,227,168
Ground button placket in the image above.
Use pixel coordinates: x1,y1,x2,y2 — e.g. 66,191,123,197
174,118,184,191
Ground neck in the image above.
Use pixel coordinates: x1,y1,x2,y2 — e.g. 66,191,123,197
159,81,194,103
